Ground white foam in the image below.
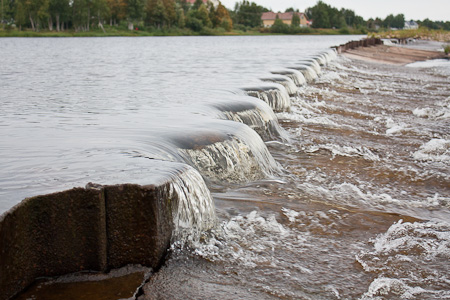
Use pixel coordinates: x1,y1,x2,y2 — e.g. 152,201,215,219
189,210,306,268
413,97,450,120
385,117,409,135
360,277,426,299
357,220,450,299
413,139,450,162
317,71,344,83
277,98,340,127
305,144,380,161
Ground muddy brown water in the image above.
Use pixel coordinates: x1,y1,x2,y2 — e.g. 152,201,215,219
143,56,450,300
4,39,449,299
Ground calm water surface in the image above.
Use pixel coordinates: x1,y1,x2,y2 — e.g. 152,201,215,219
1,36,449,299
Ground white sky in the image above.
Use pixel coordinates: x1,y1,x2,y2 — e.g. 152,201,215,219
219,0,450,21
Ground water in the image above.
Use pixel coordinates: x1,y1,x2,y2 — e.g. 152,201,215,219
1,36,449,299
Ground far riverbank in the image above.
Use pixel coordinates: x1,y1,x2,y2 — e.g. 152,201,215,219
0,26,366,38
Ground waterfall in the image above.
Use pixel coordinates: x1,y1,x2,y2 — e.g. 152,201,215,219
178,125,279,183
297,59,322,75
271,69,307,87
168,166,216,242
243,85,291,112
211,97,288,141
288,64,319,82
260,76,298,96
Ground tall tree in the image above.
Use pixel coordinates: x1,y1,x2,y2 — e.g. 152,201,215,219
176,5,185,27
125,0,145,29
163,0,175,27
306,1,330,28
106,0,127,25
291,13,300,28
146,0,166,28
48,0,70,31
215,2,232,31
306,1,364,29
72,0,89,31
1,0,4,29
15,0,49,31
234,0,266,28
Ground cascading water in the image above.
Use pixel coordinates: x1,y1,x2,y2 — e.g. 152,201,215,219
271,69,307,87
243,85,291,112
212,98,288,142
2,37,448,300
177,125,280,183
288,64,319,82
167,166,216,242
260,76,298,96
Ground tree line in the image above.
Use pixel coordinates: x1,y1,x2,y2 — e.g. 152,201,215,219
1,0,449,33
305,1,450,32
1,0,233,32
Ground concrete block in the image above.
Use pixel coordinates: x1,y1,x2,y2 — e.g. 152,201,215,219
0,188,106,300
104,184,174,270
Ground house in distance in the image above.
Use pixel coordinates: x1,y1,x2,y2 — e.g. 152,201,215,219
262,12,310,28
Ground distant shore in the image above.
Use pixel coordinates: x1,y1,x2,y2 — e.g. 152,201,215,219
370,28,450,43
0,26,367,38
2,27,449,45
342,44,449,65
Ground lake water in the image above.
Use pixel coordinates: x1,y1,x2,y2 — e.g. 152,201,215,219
1,36,449,299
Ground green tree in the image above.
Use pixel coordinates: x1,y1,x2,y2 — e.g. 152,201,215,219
15,0,28,29
420,18,439,30
196,3,211,27
163,0,176,27
271,15,289,33
1,0,4,29
106,0,126,25
393,13,404,29
15,0,49,31
1,0,16,26
306,1,330,28
91,0,109,32
383,14,394,28
125,0,145,29
185,9,202,31
234,0,266,28
48,0,70,31
146,0,166,28
306,1,365,29
291,13,300,28
213,2,232,30
175,5,185,28
193,0,202,10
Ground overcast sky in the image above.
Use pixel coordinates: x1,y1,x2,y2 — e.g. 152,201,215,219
219,0,450,21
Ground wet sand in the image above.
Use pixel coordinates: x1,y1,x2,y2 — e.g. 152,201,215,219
342,44,448,65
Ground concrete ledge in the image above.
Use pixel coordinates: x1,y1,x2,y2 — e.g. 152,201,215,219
105,183,173,270
0,188,107,300
343,44,447,65
0,182,178,300
333,38,383,54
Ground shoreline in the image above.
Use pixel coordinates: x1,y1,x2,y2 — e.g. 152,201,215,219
342,44,448,65
0,28,366,38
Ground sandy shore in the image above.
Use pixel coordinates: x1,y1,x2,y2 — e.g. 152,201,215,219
342,44,448,65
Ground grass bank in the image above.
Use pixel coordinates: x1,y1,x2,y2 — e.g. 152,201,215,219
0,25,367,38
369,28,450,43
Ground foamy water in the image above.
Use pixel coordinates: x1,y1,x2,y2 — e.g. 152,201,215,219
2,37,449,299
145,52,450,299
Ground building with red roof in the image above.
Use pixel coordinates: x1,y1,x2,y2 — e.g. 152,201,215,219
261,12,310,28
